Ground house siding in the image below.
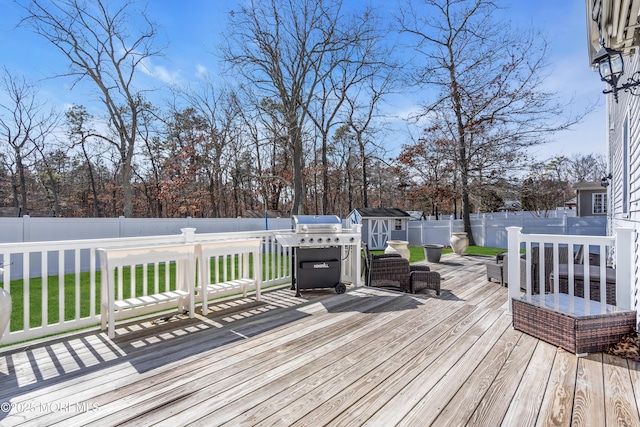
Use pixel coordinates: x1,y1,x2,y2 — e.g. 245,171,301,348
606,52,640,316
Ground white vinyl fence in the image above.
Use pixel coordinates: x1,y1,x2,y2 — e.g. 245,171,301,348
408,213,606,249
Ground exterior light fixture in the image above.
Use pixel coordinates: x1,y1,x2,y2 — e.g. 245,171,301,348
601,173,612,187
593,47,640,102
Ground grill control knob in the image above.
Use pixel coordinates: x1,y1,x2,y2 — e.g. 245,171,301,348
349,237,355,242
309,238,315,243
317,237,323,243
334,237,340,243
299,238,305,244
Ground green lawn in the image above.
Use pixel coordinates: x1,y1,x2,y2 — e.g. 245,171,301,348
375,245,506,263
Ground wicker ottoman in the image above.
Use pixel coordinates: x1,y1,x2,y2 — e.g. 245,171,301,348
410,267,441,296
512,294,636,355
486,263,504,285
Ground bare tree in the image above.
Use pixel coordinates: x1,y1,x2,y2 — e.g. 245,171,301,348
20,0,164,217
397,136,456,219
239,93,293,213
305,6,390,213
180,83,244,217
398,0,584,244
343,67,395,208
223,0,378,214
0,69,58,214
568,153,607,183
65,105,105,217
521,161,572,217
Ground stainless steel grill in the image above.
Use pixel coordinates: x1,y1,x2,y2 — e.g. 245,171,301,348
292,214,342,234
276,215,356,248
275,215,360,296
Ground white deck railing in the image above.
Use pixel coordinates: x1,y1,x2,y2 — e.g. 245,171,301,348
506,227,635,318
0,228,327,345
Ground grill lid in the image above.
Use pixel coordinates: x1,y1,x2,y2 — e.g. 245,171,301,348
292,215,342,233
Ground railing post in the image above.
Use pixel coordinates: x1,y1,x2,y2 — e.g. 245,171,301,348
354,224,362,286
614,227,634,310
181,227,197,244
506,226,522,314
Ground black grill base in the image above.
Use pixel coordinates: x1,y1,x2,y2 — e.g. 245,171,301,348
292,247,342,296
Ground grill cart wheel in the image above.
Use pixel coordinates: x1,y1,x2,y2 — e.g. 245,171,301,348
335,283,347,294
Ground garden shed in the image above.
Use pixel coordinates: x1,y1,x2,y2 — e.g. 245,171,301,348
347,207,410,250
573,181,607,217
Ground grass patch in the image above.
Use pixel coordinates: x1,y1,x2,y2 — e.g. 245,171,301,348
373,245,506,263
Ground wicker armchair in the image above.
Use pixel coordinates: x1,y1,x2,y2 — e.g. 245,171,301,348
362,243,440,295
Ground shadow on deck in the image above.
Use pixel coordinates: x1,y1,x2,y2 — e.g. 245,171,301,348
0,253,637,426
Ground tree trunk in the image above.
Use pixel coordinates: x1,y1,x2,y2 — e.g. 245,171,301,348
16,153,28,213
358,133,368,207
122,159,133,217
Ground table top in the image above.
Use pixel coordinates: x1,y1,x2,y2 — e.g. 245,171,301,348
516,293,632,317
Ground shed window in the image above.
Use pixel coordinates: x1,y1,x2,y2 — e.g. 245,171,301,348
394,219,403,230
592,193,607,214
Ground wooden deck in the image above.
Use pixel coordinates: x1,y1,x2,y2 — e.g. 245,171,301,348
0,253,638,426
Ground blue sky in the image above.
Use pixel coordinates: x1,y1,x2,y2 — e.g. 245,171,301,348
0,0,605,161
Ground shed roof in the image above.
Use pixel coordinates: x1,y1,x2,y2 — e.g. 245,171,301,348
573,181,606,191
353,207,410,218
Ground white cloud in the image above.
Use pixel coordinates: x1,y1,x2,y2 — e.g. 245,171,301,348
196,64,208,80
140,57,181,85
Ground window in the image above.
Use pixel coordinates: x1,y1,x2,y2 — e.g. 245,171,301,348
394,219,403,230
593,193,607,214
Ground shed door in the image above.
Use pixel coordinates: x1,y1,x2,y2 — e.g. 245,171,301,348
369,219,390,250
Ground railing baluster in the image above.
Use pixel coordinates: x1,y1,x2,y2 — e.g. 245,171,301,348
164,260,170,292
144,260,149,296
90,248,96,318
41,251,48,328
58,250,64,324
117,265,123,302
75,249,81,321
154,261,159,295
23,251,30,331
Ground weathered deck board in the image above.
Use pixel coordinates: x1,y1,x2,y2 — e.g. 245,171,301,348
501,342,558,426
537,347,578,426
290,306,497,427
0,253,637,427
466,332,539,426
572,353,605,426
603,354,640,426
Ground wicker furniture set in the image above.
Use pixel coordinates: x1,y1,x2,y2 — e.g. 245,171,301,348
362,244,441,295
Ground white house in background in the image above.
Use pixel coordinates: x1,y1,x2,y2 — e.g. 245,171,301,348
586,0,640,315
